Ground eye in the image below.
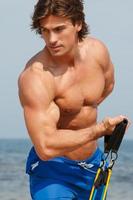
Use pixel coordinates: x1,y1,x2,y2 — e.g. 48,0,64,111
54,26,65,32
40,27,48,33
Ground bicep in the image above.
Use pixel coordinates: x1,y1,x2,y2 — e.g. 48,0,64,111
104,60,115,89
98,42,115,91
94,39,115,88
97,61,114,105
23,102,60,148
96,42,115,103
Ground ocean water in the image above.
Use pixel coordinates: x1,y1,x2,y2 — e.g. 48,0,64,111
0,139,132,200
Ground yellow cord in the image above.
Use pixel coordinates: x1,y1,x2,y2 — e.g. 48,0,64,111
89,168,102,200
102,169,112,200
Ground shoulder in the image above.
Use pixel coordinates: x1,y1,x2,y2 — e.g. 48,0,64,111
18,49,54,86
84,36,111,69
84,36,109,53
18,55,55,107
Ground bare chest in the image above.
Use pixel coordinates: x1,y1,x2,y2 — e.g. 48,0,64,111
54,64,105,114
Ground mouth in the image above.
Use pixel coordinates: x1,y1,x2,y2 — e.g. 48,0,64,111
48,45,62,50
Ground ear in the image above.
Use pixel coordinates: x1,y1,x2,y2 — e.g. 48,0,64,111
75,21,82,32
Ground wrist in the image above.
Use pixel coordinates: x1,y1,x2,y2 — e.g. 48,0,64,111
97,121,107,136
92,122,106,140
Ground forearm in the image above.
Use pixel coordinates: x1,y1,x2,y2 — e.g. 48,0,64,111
36,115,125,160
44,122,105,157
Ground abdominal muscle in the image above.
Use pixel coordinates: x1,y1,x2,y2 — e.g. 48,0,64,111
58,106,98,160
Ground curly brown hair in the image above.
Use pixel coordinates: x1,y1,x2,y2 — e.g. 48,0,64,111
31,0,89,41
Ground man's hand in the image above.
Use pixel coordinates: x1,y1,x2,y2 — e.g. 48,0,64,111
100,115,130,134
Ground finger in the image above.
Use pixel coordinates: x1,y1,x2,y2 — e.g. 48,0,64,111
109,115,124,126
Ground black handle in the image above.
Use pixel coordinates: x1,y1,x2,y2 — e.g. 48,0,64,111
104,119,128,153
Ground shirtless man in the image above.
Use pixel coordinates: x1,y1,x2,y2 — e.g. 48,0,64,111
18,0,128,199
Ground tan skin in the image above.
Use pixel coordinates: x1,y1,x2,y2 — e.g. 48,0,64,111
18,15,127,161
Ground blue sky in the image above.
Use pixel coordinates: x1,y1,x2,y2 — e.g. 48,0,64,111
0,0,132,139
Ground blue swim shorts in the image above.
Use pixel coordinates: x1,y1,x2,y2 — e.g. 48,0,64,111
26,147,104,200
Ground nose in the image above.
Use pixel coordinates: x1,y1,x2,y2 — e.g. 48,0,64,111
48,32,58,46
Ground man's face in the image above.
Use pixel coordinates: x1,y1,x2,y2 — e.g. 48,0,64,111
39,15,82,57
